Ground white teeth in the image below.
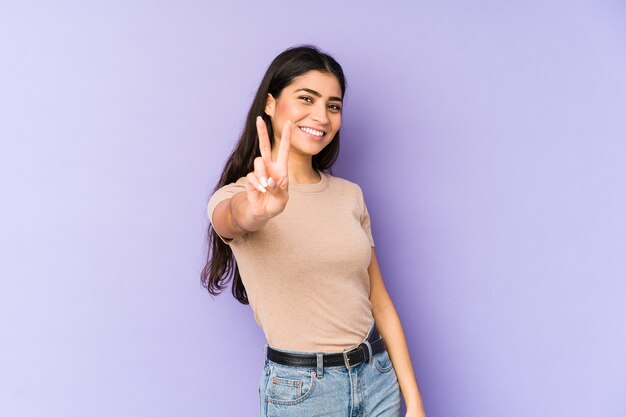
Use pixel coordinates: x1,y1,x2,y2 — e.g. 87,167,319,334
300,127,324,137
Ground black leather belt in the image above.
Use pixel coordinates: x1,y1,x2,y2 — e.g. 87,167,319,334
266,324,386,369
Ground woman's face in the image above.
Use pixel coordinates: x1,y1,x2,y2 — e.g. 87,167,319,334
265,70,343,159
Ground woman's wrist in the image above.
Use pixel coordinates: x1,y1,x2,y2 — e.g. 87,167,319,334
404,397,426,415
230,192,270,233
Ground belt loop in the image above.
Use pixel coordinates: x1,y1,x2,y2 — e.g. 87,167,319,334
263,342,269,372
362,340,373,364
316,353,324,378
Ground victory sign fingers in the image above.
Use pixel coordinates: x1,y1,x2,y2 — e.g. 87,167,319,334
256,116,272,163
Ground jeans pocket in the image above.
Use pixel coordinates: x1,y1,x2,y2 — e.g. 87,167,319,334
373,350,394,373
265,365,317,405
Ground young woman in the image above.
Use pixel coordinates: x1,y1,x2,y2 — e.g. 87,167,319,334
202,45,426,417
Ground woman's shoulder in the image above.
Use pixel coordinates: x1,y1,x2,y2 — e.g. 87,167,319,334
212,176,247,194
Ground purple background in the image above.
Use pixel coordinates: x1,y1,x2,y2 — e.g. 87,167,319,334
1,1,625,416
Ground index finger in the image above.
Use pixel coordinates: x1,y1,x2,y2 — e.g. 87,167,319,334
276,119,291,168
256,116,272,162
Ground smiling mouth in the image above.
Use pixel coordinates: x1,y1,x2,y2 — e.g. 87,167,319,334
299,126,325,137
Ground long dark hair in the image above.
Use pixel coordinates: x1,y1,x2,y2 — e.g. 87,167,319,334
201,45,347,304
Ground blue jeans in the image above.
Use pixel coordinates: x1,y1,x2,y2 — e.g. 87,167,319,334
257,327,401,416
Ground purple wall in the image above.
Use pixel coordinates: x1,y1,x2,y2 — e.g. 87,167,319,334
1,1,625,416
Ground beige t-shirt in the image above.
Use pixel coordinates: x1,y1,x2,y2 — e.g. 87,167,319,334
207,170,375,352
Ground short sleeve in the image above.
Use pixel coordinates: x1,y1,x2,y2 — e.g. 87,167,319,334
207,176,247,244
357,186,375,247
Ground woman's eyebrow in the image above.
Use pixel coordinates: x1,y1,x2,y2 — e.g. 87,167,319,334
295,88,343,103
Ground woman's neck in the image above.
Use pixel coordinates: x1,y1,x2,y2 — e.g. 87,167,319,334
286,153,320,184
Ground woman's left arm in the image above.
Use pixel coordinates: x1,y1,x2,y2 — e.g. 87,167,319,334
369,248,426,417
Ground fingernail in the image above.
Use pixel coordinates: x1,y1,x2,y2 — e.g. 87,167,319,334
257,184,267,193
267,177,275,188
260,176,268,187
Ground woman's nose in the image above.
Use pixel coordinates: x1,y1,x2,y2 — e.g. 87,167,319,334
310,104,329,124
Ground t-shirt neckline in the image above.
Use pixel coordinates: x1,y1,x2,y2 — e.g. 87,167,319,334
289,170,329,193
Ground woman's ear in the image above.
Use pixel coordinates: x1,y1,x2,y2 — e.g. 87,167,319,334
264,93,275,117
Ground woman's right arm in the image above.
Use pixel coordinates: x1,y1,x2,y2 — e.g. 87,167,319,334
211,117,292,240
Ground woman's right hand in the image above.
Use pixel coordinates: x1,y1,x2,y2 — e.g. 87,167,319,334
245,116,291,220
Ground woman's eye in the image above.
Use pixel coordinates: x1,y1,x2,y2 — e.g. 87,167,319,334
328,104,342,112
300,96,313,103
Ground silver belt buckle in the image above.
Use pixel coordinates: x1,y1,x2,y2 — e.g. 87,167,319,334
342,346,358,369
343,342,367,369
